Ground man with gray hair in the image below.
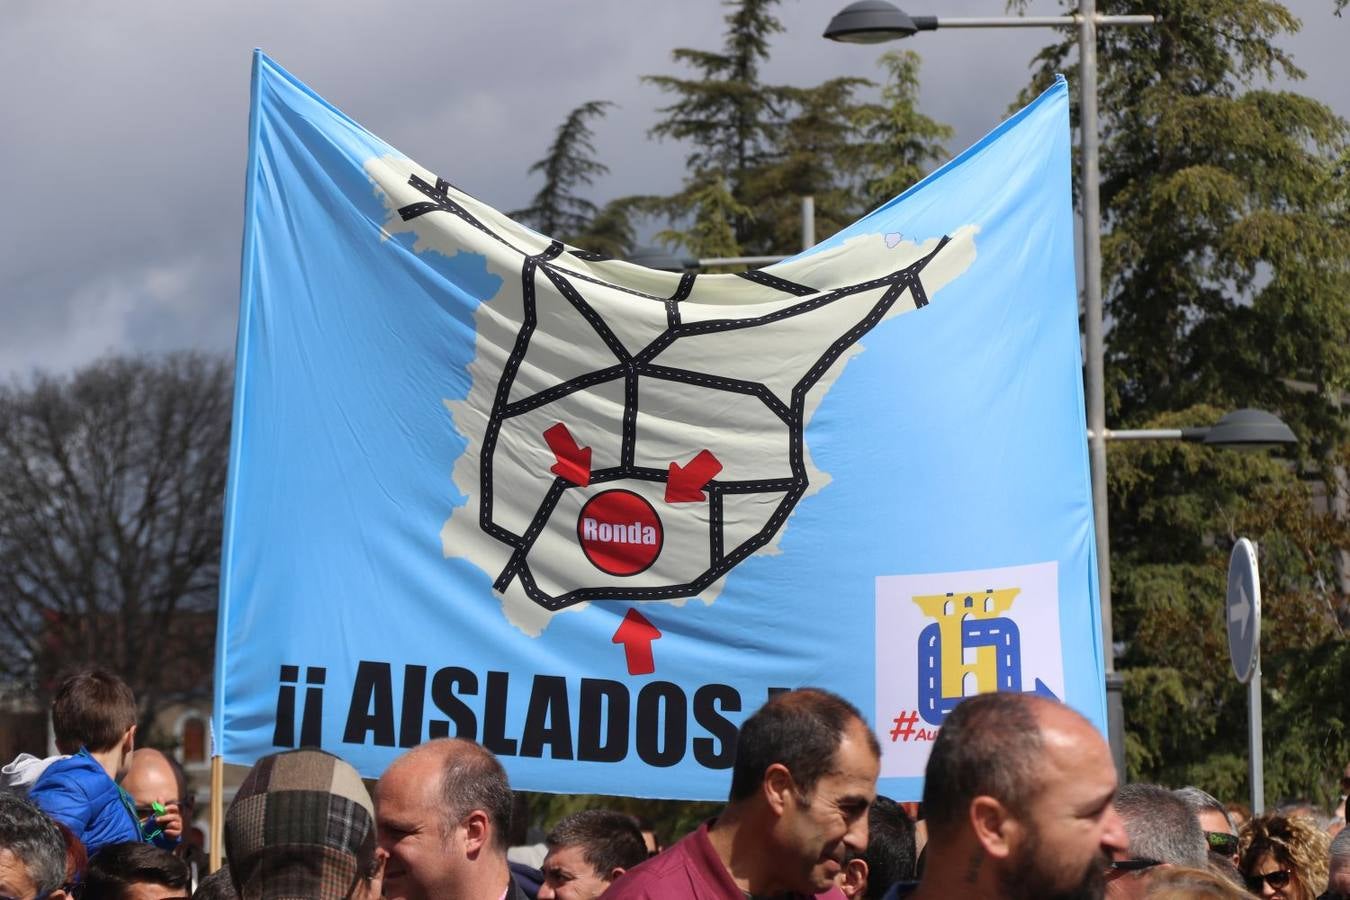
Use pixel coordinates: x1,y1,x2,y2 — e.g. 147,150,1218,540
1325,828,1350,900
1106,783,1207,899
0,793,71,900
1173,786,1239,867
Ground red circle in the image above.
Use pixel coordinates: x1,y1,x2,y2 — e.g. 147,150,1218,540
577,490,664,576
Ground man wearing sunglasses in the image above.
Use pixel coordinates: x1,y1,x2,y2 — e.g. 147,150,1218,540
1174,786,1241,869
1105,783,1207,899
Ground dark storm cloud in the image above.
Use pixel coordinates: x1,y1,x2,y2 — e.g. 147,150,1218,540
1,0,1344,377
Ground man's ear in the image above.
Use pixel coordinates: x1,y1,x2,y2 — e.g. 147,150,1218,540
123,724,137,754
606,866,627,883
839,858,869,899
461,810,491,856
969,795,1017,861
762,763,797,816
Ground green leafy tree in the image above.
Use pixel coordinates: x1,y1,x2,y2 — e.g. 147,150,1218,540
1110,409,1347,802
511,101,616,244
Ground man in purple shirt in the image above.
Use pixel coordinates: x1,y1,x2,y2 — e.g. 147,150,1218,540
603,688,880,900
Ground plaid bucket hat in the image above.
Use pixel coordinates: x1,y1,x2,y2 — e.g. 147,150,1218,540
225,749,377,900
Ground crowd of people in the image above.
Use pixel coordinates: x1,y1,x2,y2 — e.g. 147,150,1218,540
0,668,1345,900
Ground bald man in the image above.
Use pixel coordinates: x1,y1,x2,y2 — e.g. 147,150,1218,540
376,738,524,900
119,749,184,846
901,693,1127,900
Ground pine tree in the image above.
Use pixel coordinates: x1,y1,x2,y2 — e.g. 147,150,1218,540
848,51,954,214
644,0,788,183
510,101,615,243
652,171,751,260
645,3,952,258
738,77,873,253
643,0,791,256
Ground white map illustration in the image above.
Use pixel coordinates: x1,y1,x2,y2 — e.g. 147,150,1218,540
367,155,977,635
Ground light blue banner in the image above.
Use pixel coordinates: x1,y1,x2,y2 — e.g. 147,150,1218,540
216,50,1103,801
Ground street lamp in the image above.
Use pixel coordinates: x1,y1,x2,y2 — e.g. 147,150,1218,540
1105,409,1300,450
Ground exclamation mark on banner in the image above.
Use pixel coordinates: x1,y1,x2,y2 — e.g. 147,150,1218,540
273,665,326,748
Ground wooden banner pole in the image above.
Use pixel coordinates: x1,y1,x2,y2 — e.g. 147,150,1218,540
209,755,223,872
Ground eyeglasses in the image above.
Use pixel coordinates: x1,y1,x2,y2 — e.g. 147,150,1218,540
1205,830,1239,857
1106,858,1162,876
1245,870,1293,892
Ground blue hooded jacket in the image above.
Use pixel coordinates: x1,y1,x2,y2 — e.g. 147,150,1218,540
30,748,142,857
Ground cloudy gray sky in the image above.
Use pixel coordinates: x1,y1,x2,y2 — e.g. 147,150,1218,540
2,1,1345,379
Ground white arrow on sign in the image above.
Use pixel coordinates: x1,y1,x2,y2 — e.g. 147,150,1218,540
1229,581,1251,634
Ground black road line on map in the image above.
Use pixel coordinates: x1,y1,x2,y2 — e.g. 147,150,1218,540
548,263,672,303
621,366,639,468
569,249,613,262
737,268,817,297
493,477,568,593
642,364,793,425
633,331,679,366
403,179,955,609
669,274,896,338
502,365,627,418
667,273,696,328
709,488,724,566
540,265,633,364
908,271,931,309
476,243,563,536
400,176,534,261
713,478,796,493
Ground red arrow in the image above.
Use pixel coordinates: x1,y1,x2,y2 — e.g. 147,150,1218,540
612,608,662,676
665,450,723,502
543,423,591,486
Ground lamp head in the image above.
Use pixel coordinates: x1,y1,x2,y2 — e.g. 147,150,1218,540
824,0,919,43
1202,408,1298,451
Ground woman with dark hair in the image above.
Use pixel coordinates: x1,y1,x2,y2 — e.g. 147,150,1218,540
1239,814,1330,900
